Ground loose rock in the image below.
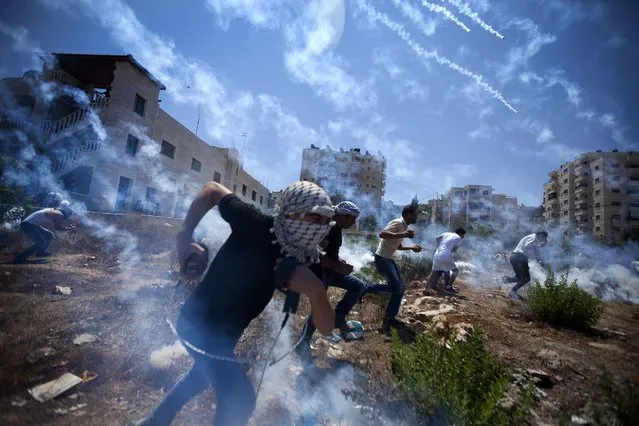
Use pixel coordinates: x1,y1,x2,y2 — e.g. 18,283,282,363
73,334,97,345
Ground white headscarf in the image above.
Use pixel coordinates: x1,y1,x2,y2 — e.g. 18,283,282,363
271,181,334,265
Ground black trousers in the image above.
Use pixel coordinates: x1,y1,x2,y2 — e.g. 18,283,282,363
509,252,530,292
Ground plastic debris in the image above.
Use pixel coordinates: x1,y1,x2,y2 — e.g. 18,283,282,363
28,372,83,402
73,334,97,345
55,286,72,296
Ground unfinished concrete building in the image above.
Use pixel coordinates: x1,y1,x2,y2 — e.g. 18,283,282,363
543,150,639,243
299,144,386,216
429,185,519,229
0,53,270,215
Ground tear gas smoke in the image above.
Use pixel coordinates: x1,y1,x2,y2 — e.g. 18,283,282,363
442,0,505,39
392,0,471,33
149,340,188,369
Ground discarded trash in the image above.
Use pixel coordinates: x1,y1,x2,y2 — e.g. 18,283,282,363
27,347,56,364
28,372,83,402
327,333,342,343
55,286,72,296
81,370,98,383
11,397,28,407
73,334,97,345
83,263,88,267
87,256,96,261
344,320,365,340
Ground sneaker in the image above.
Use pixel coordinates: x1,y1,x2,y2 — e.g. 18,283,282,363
380,317,401,333
295,339,313,367
509,290,523,300
443,285,460,294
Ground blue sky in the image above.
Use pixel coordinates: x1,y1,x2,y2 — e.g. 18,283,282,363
1,0,637,206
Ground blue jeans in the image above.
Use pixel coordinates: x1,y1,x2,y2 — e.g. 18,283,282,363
367,255,404,319
145,319,256,426
14,222,54,263
303,271,366,339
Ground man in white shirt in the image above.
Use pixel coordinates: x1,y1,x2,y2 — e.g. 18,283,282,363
364,205,422,332
426,228,466,294
13,200,76,264
503,231,548,300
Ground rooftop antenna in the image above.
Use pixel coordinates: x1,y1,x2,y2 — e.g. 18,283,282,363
240,131,248,169
195,88,203,136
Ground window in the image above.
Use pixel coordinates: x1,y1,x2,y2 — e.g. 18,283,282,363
233,184,237,193
482,190,489,195
125,134,138,156
160,140,175,159
213,171,222,183
563,210,568,216
631,203,639,208
251,190,257,201
563,200,568,205
595,177,600,183
612,214,621,220
628,164,639,169
596,226,601,232
596,215,600,221
595,190,600,196
564,178,568,183
134,94,146,117
260,195,263,205
595,165,600,170
191,158,202,173
629,187,639,195
146,187,158,204
595,202,601,208
469,189,479,195
611,188,621,194
242,185,247,196
613,227,621,232
612,202,621,206
612,176,620,182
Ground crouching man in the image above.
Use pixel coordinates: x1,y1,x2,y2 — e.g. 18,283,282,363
503,231,548,300
297,201,367,364
426,228,466,294
13,200,75,264
136,181,336,426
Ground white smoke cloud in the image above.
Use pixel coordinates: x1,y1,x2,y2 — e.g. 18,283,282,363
441,0,505,39
354,0,518,114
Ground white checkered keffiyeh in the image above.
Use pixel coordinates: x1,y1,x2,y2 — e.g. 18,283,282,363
271,181,335,265
334,201,360,217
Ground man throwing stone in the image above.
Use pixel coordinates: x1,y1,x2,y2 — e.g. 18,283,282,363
503,231,548,300
136,181,336,426
13,200,75,264
426,228,466,294
297,201,367,364
366,204,421,332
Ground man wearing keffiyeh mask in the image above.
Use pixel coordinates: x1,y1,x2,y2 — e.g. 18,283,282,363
136,180,335,426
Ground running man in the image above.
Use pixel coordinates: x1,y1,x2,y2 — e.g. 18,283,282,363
365,204,422,332
426,228,466,294
297,201,367,364
137,181,337,426
13,200,75,264
503,231,548,300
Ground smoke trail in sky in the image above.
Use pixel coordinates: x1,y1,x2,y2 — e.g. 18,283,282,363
419,0,471,33
392,0,470,34
356,0,518,113
442,0,505,39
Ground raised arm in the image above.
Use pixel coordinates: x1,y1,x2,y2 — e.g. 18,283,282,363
177,182,232,274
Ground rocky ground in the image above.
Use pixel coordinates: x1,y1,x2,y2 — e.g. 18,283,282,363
0,221,638,425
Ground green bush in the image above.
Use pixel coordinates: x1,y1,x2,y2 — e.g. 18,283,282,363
528,269,603,330
592,371,639,426
395,254,432,283
391,327,532,425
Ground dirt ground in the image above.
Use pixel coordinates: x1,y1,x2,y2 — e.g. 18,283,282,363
0,223,638,425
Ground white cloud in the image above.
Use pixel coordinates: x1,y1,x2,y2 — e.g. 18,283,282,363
605,34,627,50
204,0,299,30
536,127,554,144
373,50,429,102
391,0,440,36
497,18,557,82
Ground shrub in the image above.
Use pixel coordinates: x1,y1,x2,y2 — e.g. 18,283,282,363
528,269,603,330
391,327,532,425
592,371,639,426
395,254,432,283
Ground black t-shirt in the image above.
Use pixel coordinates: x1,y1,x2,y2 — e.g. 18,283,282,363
178,194,283,340
324,225,342,262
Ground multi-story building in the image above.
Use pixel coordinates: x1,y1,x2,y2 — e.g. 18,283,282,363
0,53,270,215
543,150,639,243
299,144,386,216
428,185,518,228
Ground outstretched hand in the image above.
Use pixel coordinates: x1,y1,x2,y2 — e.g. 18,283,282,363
411,244,422,253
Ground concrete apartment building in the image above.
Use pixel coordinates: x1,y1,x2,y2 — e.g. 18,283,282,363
0,53,270,215
299,144,387,216
543,150,639,243
429,185,518,228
